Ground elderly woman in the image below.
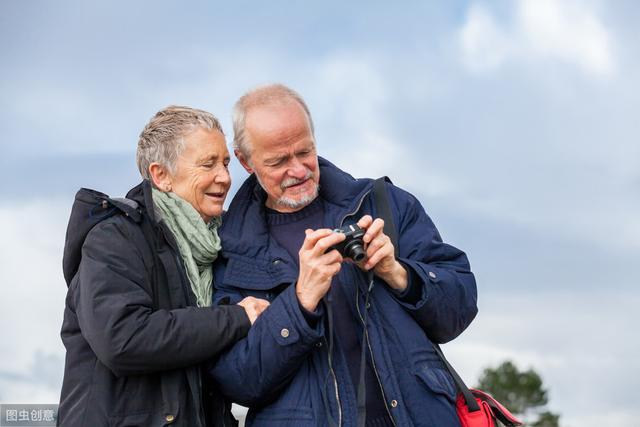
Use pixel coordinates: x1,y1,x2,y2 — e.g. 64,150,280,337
58,106,269,426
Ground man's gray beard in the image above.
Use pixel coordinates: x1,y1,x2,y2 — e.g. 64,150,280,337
276,184,319,210
255,172,319,211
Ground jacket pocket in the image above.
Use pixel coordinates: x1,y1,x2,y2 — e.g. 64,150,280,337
108,410,153,427
250,406,314,426
411,350,457,403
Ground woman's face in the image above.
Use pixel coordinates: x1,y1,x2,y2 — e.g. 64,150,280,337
169,128,231,222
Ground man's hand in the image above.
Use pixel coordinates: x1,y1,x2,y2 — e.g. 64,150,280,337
237,297,271,325
296,228,346,312
357,215,408,292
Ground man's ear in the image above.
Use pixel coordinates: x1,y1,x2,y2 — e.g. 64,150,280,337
148,162,173,192
235,149,254,174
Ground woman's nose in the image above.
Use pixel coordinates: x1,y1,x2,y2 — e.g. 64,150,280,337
215,168,231,185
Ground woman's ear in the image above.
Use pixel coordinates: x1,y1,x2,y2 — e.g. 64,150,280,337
148,163,172,192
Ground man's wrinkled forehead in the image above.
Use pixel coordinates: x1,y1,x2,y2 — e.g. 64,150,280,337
245,102,314,146
246,99,310,127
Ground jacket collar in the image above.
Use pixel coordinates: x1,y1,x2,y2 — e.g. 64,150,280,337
219,156,373,260
126,180,161,225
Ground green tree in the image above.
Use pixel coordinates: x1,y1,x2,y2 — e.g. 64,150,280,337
476,360,560,426
530,411,560,427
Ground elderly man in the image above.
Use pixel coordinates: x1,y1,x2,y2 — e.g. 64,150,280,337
209,84,477,426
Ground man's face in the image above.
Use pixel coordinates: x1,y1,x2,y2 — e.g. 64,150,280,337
237,101,320,213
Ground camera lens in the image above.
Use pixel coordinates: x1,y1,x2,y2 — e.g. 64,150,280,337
346,242,366,262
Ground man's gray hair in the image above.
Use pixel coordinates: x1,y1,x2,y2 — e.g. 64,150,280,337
136,105,224,179
232,84,315,159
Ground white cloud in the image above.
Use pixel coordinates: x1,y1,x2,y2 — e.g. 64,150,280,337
0,201,68,403
459,0,615,77
299,53,460,199
459,4,512,72
453,179,640,252
563,411,639,427
304,54,403,176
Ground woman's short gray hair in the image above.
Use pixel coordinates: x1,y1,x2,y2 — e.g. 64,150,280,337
232,84,314,159
137,105,224,179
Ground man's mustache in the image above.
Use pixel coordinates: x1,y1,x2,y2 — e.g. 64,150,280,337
280,170,314,190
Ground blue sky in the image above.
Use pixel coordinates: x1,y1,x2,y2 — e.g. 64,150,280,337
1,1,638,425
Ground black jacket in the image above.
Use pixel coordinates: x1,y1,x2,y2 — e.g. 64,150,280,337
58,181,251,426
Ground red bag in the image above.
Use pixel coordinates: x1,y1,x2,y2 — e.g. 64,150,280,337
430,344,523,427
456,388,523,427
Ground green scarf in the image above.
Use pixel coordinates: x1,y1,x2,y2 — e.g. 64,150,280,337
151,188,222,307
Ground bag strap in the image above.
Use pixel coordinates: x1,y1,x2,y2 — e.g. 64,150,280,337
371,177,481,413
432,345,480,412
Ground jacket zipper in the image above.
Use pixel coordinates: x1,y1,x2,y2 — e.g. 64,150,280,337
221,401,228,427
338,189,371,227
324,336,343,426
356,285,397,427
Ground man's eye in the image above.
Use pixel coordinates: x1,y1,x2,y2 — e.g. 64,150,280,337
202,163,214,169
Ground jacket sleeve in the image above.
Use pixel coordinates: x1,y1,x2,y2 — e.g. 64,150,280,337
384,184,478,343
73,219,251,377
209,266,324,407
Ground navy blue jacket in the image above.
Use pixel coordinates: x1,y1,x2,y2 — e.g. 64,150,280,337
209,158,478,426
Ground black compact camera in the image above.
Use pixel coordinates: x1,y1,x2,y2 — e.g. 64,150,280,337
327,224,366,262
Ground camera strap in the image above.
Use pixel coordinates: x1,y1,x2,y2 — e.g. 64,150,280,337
373,177,398,258
355,178,396,427
356,271,375,427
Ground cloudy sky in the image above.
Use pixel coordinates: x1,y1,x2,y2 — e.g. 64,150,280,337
1,1,638,425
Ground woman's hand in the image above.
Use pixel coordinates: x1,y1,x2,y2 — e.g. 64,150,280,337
237,297,271,324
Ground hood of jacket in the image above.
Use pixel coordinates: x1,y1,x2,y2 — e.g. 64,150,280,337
62,181,158,287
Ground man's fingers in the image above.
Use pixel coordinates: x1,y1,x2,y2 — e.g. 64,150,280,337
363,218,385,243
316,248,344,265
366,235,388,257
365,247,387,270
300,228,334,250
312,232,346,256
357,215,373,230
330,262,342,276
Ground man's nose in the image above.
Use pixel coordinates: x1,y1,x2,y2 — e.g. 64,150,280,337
287,158,307,178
